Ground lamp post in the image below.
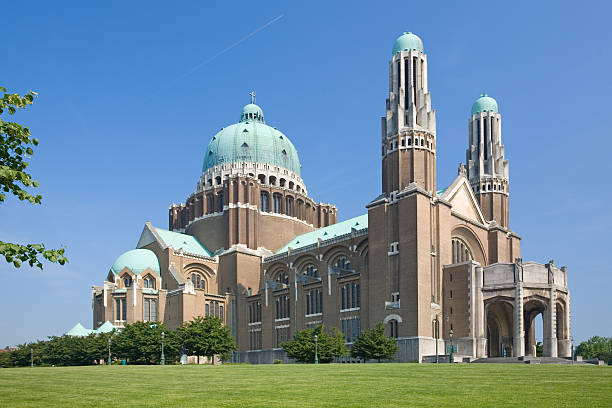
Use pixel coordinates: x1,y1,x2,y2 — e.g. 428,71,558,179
449,329,454,364
314,334,319,365
160,332,166,366
571,336,574,365
434,315,440,363
30,348,33,368
107,338,111,365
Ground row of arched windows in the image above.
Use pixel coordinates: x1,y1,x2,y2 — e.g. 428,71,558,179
451,238,472,264
261,192,314,222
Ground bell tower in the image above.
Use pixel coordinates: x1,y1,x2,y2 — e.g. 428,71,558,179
466,94,509,227
381,32,437,195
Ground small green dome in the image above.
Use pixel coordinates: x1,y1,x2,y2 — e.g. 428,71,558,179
471,94,498,115
111,249,160,276
203,104,301,176
392,32,424,55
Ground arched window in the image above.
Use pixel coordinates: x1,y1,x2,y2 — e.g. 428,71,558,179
304,264,318,278
389,319,399,338
218,192,224,210
451,238,473,264
273,193,282,213
285,196,294,216
258,174,266,185
122,275,132,288
142,276,155,289
191,273,205,290
275,272,289,285
215,176,221,185
269,176,277,186
334,256,351,271
260,192,269,212
280,178,286,187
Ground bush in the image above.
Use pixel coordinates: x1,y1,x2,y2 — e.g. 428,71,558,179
273,359,282,364
281,325,347,363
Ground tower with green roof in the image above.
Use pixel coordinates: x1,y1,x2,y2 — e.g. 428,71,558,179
466,94,509,227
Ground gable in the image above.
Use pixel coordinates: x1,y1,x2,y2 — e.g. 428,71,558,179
440,176,486,224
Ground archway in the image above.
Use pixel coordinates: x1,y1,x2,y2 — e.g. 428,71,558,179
485,299,514,357
523,298,547,356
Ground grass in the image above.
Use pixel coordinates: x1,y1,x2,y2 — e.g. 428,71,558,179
0,363,610,407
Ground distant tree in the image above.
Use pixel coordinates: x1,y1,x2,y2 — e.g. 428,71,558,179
576,336,612,365
113,321,179,364
536,341,543,357
178,316,236,364
0,87,67,269
281,325,348,363
350,323,399,362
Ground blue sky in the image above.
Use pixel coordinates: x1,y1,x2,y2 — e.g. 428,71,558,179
1,1,610,346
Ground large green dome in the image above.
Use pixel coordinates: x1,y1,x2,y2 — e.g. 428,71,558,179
111,249,160,276
392,32,424,55
202,104,301,176
471,94,498,115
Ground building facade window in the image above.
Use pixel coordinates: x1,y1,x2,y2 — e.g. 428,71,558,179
285,196,293,216
304,265,318,278
334,256,351,272
275,325,290,347
115,298,127,321
206,300,224,321
206,194,214,213
341,282,360,310
451,238,472,264
218,192,224,210
275,272,289,285
144,299,157,322
260,192,269,212
122,275,132,288
191,273,205,290
306,289,322,315
341,317,360,342
275,295,290,319
273,193,282,213
143,276,155,289
249,301,262,323
249,330,262,350
389,319,399,338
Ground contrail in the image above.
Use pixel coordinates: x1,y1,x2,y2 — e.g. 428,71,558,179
175,14,284,82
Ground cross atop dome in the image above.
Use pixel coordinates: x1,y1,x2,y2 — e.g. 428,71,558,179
249,91,256,104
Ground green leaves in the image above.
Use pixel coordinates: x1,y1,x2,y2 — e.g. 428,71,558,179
281,325,348,363
350,323,399,362
1,86,68,270
178,316,237,362
576,336,612,365
0,241,68,269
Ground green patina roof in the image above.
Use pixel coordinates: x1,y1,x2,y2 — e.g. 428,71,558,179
392,32,424,54
66,323,95,337
111,249,160,276
66,321,116,337
154,227,213,257
276,214,368,254
471,94,498,115
202,104,301,176
95,321,115,334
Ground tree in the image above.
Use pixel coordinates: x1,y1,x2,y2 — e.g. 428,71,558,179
178,316,236,364
576,336,612,365
113,321,180,364
0,87,67,269
350,323,399,362
281,325,348,363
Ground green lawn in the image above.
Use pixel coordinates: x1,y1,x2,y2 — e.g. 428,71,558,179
0,363,610,407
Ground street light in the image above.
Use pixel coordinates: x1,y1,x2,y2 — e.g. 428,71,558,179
314,334,319,365
434,315,440,363
30,348,33,368
161,332,166,366
107,338,111,365
449,329,454,364
571,336,574,365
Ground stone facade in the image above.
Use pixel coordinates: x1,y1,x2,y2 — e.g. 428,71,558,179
91,32,570,363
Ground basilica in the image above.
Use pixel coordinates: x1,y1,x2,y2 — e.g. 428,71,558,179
91,32,571,363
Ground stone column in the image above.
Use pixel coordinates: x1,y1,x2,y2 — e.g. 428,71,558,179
544,288,558,357
475,266,487,358
513,283,525,357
